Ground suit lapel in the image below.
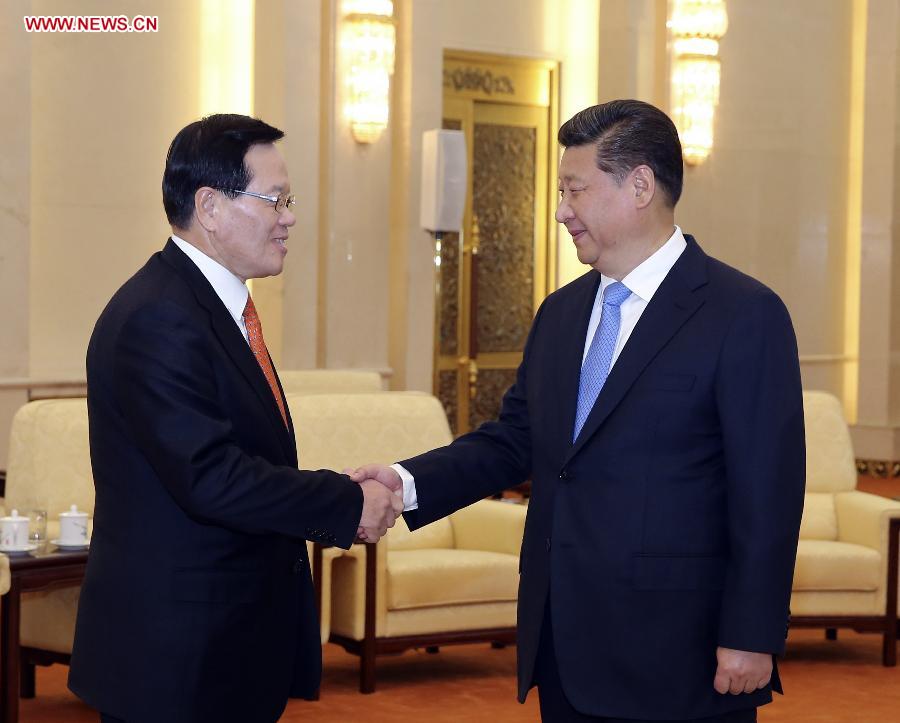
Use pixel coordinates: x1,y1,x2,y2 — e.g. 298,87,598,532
557,271,602,452
564,236,709,465
161,240,296,460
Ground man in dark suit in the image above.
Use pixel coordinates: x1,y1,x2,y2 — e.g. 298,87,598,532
352,100,805,721
68,114,402,723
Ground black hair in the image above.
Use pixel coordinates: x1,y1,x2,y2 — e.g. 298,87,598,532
558,100,683,207
162,113,285,228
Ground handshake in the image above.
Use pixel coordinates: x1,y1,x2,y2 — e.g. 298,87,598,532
348,464,404,543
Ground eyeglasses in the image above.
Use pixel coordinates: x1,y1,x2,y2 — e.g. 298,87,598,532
221,189,296,213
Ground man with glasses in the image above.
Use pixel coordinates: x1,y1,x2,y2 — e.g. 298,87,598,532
68,114,402,723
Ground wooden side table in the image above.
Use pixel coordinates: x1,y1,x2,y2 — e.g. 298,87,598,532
0,547,88,723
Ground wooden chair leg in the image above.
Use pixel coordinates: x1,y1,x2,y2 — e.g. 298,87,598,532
358,542,379,692
825,628,837,641
360,638,376,694
882,632,897,667
491,641,507,649
19,659,35,699
884,518,899,666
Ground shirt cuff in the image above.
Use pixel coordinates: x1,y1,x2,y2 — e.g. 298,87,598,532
390,463,419,511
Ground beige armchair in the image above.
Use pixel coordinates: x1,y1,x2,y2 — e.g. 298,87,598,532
790,391,900,665
0,554,9,596
2,398,93,695
287,391,525,693
278,369,384,395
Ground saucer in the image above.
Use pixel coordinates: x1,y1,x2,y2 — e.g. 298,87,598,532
0,542,39,554
51,539,89,551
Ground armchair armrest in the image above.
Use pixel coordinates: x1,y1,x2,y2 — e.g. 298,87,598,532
450,499,527,555
0,553,9,595
331,541,389,638
834,490,900,550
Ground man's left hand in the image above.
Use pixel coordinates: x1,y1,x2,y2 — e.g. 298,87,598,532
713,647,772,695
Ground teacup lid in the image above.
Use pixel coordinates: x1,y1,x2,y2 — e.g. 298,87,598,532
1,509,29,522
60,504,88,518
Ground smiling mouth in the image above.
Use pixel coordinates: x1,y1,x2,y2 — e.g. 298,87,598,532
272,237,287,247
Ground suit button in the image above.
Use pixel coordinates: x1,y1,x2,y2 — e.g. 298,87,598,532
546,537,551,552
293,558,304,573
559,469,569,481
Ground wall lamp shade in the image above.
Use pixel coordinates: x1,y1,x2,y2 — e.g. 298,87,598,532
420,129,467,234
341,0,396,144
669,0,728,165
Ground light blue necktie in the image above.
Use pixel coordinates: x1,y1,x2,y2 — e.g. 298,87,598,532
573,281,632,441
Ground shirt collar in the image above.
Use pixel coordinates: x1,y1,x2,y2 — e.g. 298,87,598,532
600,225,687,302
170,235,249,325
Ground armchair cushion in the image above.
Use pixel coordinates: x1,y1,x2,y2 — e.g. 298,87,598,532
5,398,93,516
386,548,519,610
793,540,880,592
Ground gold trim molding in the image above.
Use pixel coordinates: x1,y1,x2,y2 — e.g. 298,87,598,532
856,459,900,478
443,67,515,97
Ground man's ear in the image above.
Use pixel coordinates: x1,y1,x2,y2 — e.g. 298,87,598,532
631,165,656,209
194,187,218,231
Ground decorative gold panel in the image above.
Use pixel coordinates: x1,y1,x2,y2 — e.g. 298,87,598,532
438,117,462,358
438,232,460,357
469,369,517,431
437,370,459,436
472,123,535,354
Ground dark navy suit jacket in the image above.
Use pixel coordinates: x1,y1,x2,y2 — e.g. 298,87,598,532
69,240,363,723
403,236,805,720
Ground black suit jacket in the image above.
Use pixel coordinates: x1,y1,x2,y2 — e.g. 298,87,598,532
68,240,363,723
403,236,805,720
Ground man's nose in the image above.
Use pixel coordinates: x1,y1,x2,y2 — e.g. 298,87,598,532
280,208,297,227
555,197,572,224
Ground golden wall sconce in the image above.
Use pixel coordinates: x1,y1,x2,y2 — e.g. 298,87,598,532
341,0,396,144
669,0,728,165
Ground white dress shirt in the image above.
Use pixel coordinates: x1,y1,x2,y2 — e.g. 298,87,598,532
393,226,688,511
171,235,250,343
582,226,687,366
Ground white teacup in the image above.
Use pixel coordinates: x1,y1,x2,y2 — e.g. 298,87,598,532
59,505,90,546
1,509,31,548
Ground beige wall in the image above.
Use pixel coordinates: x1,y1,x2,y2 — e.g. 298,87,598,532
0,2,31,381
678,0,854,398
29,0,202,379
0,2,32,465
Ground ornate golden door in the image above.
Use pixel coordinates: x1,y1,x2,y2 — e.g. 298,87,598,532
435,52,559,435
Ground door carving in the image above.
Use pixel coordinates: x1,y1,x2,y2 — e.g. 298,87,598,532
435,51,558,435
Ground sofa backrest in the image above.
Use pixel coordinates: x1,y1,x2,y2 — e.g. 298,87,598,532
5,398,94,517
800,390,857,541
286,391,455,550
278,370,383,395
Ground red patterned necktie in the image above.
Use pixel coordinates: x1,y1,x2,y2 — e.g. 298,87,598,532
242,295,288,428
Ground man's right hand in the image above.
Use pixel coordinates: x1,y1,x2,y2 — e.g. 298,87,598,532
358,479,403,541
348,464,402,494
